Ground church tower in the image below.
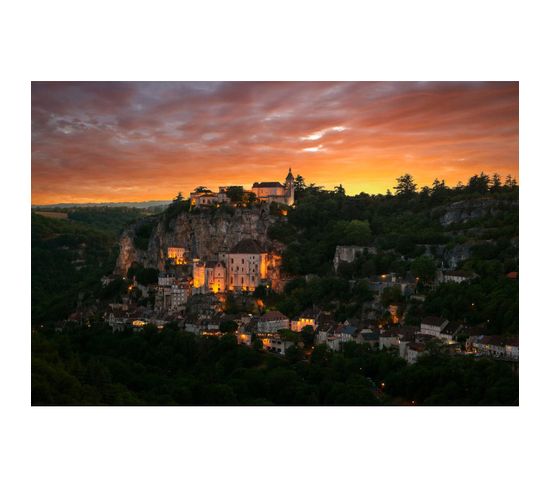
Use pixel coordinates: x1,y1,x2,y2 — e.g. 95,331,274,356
285,167,295,206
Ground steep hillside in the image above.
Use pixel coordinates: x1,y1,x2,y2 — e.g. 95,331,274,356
115,204,284,274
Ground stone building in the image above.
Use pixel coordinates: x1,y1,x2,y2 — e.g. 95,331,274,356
192,238,268,294
333,245,365,271
251,168,295,206
189,169,295,207
227,239,268,292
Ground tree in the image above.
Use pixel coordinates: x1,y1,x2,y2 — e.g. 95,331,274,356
311,344,330,365
381,285,403,307
467,173,490,193
253,285,267,300
504,174,517,189
490,173,502,192
226,186,245,203
393,174,417,196
334,219,371,246
334,184,346,196
244,191,257,206
220,320,238,334
294,175,306,198
193,186,209,193
300,325,315,348
285,345,304,363
432,178,448,192
411,256,437,282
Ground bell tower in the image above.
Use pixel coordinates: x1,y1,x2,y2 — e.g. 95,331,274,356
285,167,295,206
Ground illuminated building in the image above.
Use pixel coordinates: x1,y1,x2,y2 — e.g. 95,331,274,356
190,169,295,207
261,336,294,355
191,238,270,294
251,168,294,205
189,187,230,206
227,239,268,292
167,247,187,265
257,310,289,333
291,312,317,332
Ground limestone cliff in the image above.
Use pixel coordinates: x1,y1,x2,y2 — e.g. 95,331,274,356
438,197,518,226
115,206,284,276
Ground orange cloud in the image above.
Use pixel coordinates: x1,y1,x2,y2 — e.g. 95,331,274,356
32,81,518,204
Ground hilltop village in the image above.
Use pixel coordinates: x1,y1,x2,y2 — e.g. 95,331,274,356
96,170,519,366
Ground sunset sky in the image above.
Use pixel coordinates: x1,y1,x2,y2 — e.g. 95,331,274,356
31,81,518,204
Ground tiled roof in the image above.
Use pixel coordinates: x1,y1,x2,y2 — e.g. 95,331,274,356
252,181,284,188
259,310,288,322
421,316,448,327
440,321,463,336
230,238,265,254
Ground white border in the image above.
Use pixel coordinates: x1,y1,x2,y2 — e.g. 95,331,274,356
2,1,548,487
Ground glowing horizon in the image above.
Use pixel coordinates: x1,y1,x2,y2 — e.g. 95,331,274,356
31,81,518,205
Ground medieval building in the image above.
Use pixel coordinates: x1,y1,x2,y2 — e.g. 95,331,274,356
190,168,295,207
192,238,269,294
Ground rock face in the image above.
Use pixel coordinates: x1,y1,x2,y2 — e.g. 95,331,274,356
439,198,518,226
115,207,283,276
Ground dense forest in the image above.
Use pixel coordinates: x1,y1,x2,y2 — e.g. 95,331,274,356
265,172,519,335
31,207,158,324
32,324,518,406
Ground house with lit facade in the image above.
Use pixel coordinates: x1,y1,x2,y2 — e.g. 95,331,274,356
189,169,295,207
189,187,230,206
257,310,290,333
167,247,187,265
290,310,317,332
192,238,269,294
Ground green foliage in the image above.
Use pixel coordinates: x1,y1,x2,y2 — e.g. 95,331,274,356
32,212,119,325
127,263,159,286
133,220,155,251
393,174,417,196
333,219,372,246
226,186,245,203
380,285,404,307
220,320,238,333
31,322,517,406
67,207,154,234
423,277,518,334
300,325,315,348
386,354,518,405
163,193,190,229
411,255,437,282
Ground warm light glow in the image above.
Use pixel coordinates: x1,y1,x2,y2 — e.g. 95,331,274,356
31,82,518,204
167,247,186,265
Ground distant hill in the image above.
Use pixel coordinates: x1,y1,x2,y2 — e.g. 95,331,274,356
32,200,171,210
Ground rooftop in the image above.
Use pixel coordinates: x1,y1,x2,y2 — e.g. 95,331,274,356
259,310,289,322
252,181,284,188
421,316,448,327
230,238,265,254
